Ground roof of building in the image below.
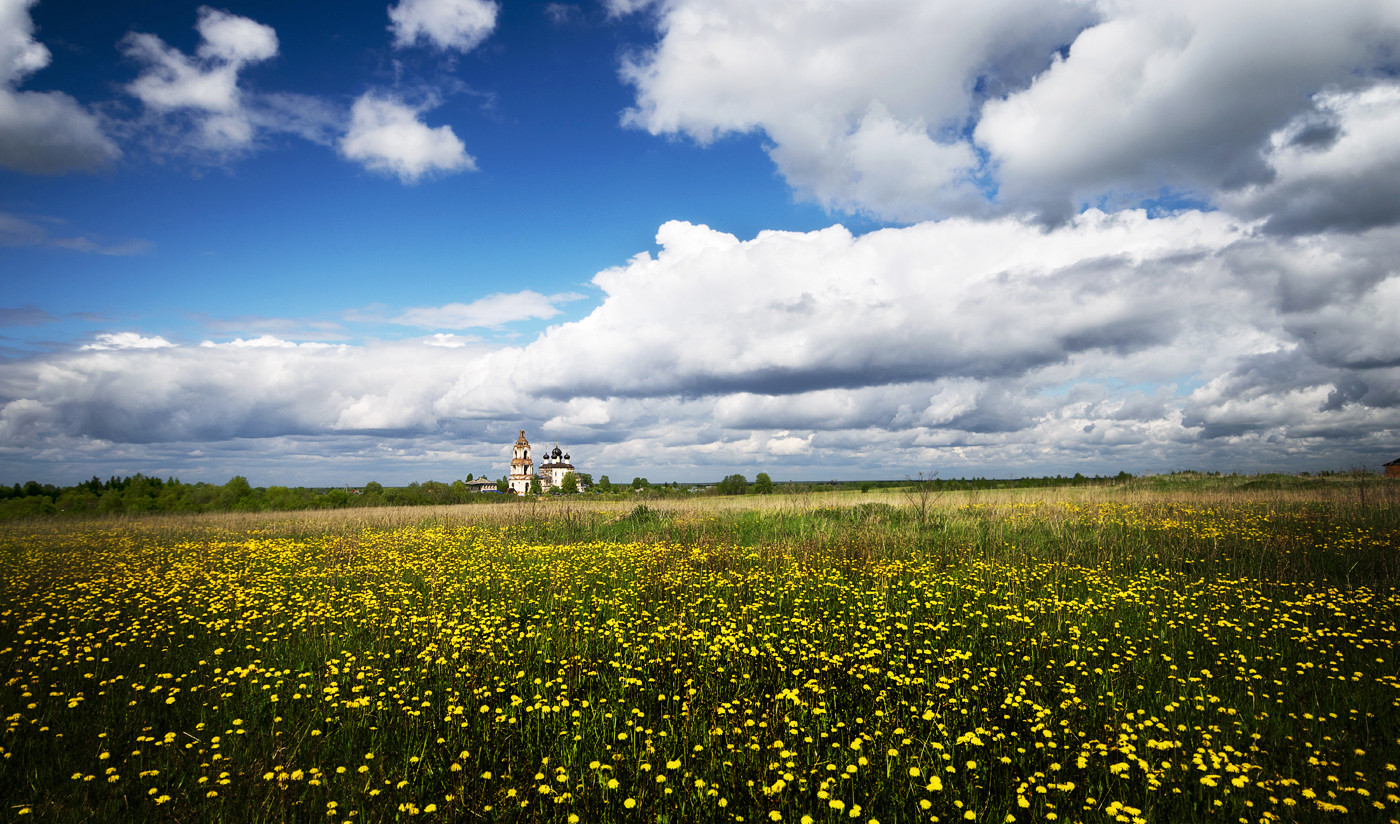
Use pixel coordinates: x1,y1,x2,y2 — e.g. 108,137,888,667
1386,458,1400,466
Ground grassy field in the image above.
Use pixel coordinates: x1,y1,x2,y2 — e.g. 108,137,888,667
1,482,1398,823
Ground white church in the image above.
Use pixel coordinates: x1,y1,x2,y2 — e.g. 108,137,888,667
507,430,581,494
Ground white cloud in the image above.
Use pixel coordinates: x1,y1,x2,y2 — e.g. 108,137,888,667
974,0,1400,220
339,93,476,183
1222,83,1400,234
421,333,482,348
603,0,653,16
392,290,584,329
509,211,1255,400
615,0,1094,220
122,6,279,153
767,432,812,456
81,332,175,351
543,397,612,432
388,0,499,52
0,0,119,173
4,212,1399,480
616,0,1400,227
198,335,338,350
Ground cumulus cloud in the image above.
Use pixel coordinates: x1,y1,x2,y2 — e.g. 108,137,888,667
0,0,119,173
615,0,1400,227
80,332,175,351
339,93,476,182
389,0,499,52
421,333,483,347
122,6,279,153
5,214,1398,481
506,211,1254,400
1222,83,1400,235
392,291,585,329
198,335,335,350
617,0,1089,221
0,339,453,448
974,0,1400,222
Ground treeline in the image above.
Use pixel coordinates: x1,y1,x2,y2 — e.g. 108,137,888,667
0,475,520,519
846,471,1135,493
0,470,1151,520
0,472,725,519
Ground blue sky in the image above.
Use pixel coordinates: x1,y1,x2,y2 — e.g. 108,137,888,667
3,0,1399,485
4,1,851,348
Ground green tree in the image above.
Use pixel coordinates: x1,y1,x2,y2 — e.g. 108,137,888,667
421,480,453,504
55,488,99,514
560,472,579,494
753,472,774,494
217,476,254,509
597,475,612,492
716,474,749,495
530,477,542,495
97,490,125,514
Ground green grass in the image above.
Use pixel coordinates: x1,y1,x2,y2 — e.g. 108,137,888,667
1,486,1397,823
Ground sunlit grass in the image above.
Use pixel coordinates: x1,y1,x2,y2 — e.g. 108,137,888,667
1,488,1397,822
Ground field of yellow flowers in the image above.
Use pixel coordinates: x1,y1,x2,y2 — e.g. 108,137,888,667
2,493,1398,823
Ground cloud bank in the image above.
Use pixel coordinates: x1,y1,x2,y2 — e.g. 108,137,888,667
3,0,1398,483
4,213,1397,482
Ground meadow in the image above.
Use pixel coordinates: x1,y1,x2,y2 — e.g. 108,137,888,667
1,481,1397,823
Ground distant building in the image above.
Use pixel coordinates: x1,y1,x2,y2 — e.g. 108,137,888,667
537,445,576,491
506,430,582,494
466,478,499,493
1386,458,1400,479
508,431,535,495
